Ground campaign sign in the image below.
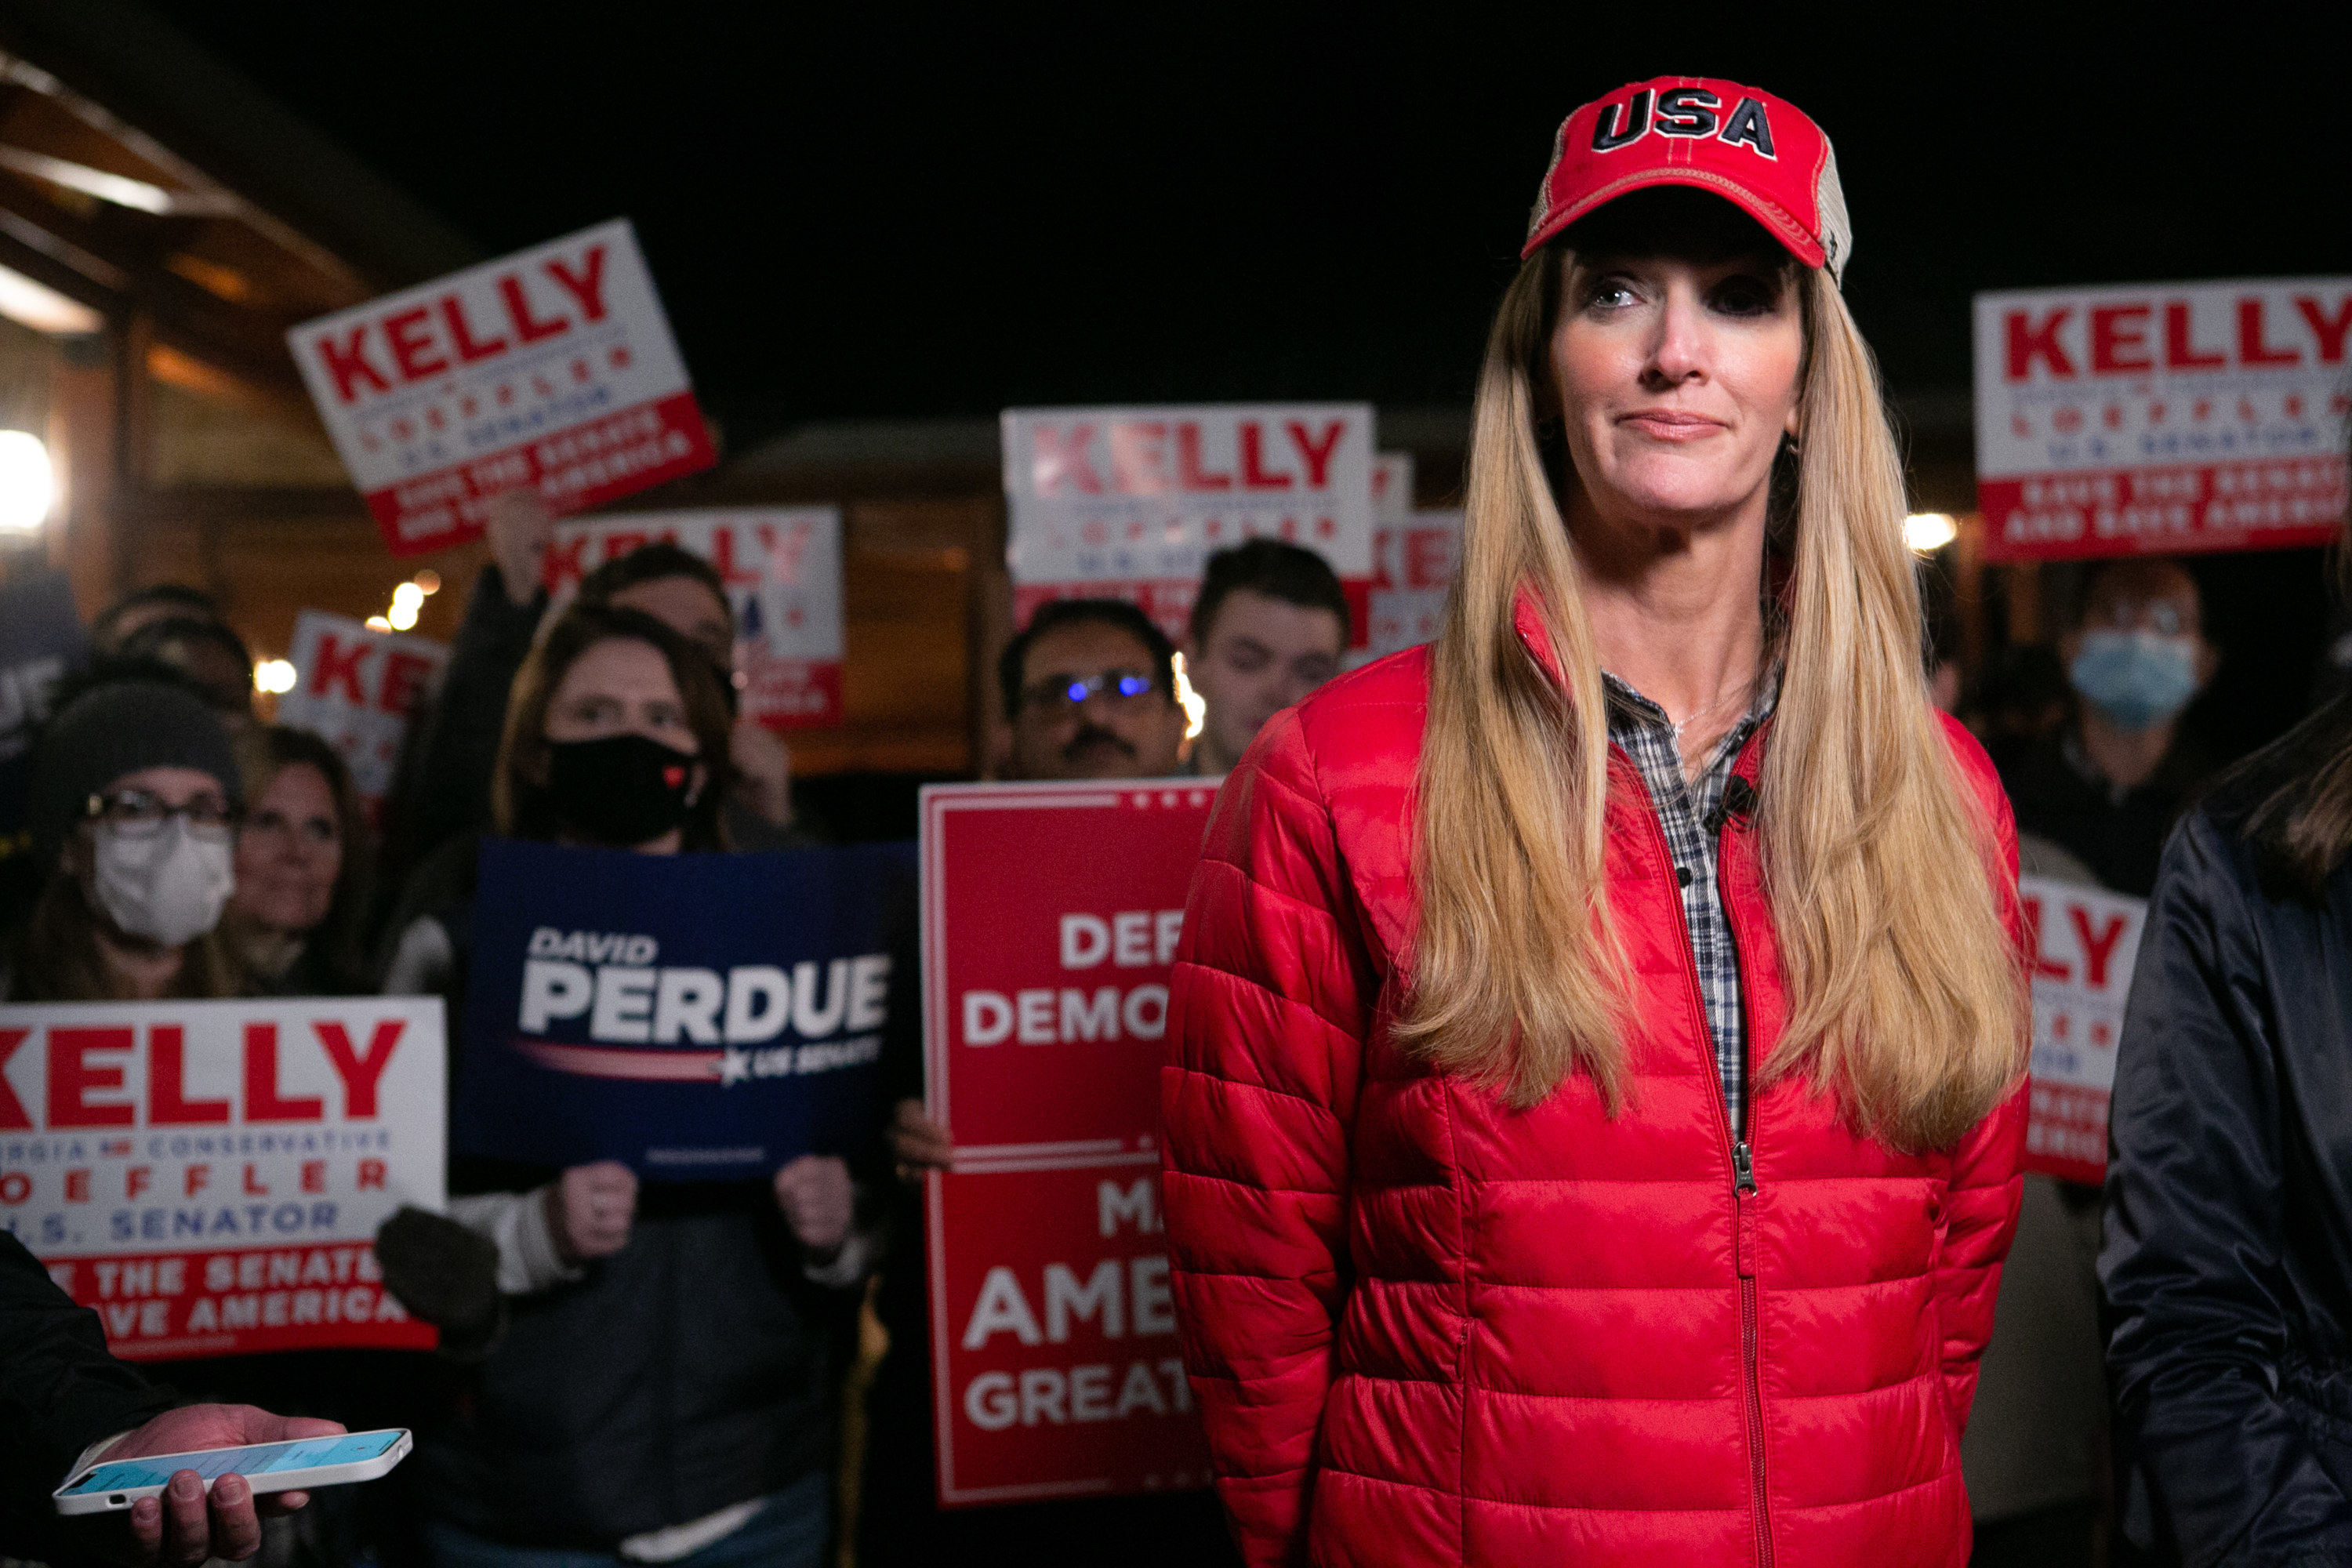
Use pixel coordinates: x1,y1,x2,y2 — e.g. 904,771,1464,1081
1002,404,1374,646
1974,277,2352,562
0,998,444,1360
274,610,448,813
2018,874,2147,1184
289,219,716,556
455,837,913,1181
546,509,846,728
1369,510,1462,659
920,779,1216,1504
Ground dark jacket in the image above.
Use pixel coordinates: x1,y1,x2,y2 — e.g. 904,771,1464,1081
392,837,881,1546
2102,713,2352,1566
1998,724,2209,898
0,1229,176,1559
416,1188,852,1544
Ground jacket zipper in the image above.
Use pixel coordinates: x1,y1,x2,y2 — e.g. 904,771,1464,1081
1628,757,1773,1568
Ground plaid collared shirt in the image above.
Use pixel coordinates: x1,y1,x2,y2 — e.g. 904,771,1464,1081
1602,670,1780,1133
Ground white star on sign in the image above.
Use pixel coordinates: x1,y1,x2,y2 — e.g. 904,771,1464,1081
719,1049,752,1086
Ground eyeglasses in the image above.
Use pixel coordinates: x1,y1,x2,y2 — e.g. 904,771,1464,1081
1021,669,1158,713
82,789,238,841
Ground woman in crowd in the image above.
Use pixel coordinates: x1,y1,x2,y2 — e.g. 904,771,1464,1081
224,725,371,996
381,602,857,1568
2100,517,2352,1559
1162,78,2029,1566
4,677,241,1000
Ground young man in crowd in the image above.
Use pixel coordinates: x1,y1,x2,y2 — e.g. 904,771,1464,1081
993,597,1189,782
1181,539,1348,778
1996,556,2217,897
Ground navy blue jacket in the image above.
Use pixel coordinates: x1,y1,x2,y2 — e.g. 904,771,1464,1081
2103,710,2352,1566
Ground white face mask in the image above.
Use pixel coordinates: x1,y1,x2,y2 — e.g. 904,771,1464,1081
91,818,234,948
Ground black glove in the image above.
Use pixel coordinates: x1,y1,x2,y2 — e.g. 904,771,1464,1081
376,1206,506,1362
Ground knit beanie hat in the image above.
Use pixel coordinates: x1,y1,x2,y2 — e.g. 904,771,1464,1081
29,680,240,869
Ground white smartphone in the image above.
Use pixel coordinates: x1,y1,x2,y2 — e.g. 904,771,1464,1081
53,1428,410,1516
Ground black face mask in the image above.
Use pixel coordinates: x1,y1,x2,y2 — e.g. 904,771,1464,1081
546,733,698,846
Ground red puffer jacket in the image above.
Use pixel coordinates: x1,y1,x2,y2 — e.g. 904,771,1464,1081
1163,629,2027,1567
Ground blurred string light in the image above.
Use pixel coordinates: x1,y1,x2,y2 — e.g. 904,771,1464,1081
1903,512,1958,554
253,659,297,695
1171,652,1206,741
0,430,56,535
373,572,441,633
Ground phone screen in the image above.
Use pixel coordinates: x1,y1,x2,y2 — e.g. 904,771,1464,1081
62,1432,403,1494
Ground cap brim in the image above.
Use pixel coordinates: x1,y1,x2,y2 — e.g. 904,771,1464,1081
1522,167,1827,270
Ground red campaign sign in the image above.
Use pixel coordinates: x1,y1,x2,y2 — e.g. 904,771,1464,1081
289,220,715,557
274,610,449,815
2,998,445,1359
925,1164,1210,1505
1973,277,2352,562
2017,875,2146,1185
920,780,1218,1504
1001,405,1375,646
547,510,848,730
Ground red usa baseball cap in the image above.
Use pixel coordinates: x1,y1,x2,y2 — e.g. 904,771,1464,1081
1523,76,1852,281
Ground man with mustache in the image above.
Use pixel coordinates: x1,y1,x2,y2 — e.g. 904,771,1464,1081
994,599,1189,782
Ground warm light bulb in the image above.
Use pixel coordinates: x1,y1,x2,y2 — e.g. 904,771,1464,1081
1171,651,1206,742
254,659,298,695
0,430,56,535
1903,512,1958,554
387,601,419,631
414,569,441,595
365,615,392,632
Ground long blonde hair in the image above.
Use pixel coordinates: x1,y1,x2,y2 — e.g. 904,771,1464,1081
1398,245,2023,1152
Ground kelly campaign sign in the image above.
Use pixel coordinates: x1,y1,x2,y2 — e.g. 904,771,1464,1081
1003,404,1374,646
1975,277,2352,562
290,220,716,556
2019,874,2147,1185
1,997,444,1360
1369,509,1463,659
547,509,846,728
920,780,1217,1505
455,837,913,1181
274,609,448,813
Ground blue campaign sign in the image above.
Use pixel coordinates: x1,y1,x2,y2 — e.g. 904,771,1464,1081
453,837,914,1180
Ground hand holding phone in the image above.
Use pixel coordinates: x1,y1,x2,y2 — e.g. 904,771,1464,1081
51,1406,376,1564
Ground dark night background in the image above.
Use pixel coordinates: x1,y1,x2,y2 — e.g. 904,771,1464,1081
134,3,2352,766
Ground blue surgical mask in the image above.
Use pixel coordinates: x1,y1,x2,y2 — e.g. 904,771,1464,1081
2069,630,2198,731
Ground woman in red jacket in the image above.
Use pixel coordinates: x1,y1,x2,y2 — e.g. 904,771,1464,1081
1163,78,2029,1567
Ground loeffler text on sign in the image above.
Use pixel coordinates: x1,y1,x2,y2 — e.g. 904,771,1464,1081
1002,405,1375,645
920,780,1218,1504
1,997,445,1360
289,219,715,556
1973,277,2352,562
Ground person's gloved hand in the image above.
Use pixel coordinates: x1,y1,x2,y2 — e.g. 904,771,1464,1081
888,1098,953,1179
374,1206,503,1359
547,1161,637,1263
730,718,793,827
484,488,554,607
773,1156,854,1261
79,1403,343,1565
